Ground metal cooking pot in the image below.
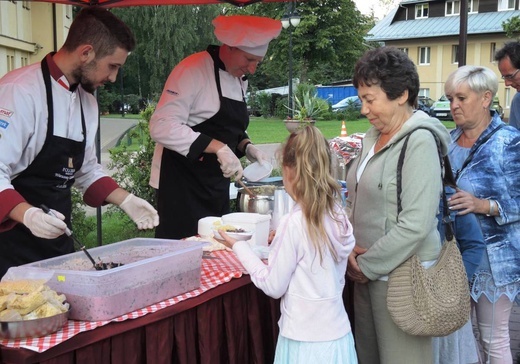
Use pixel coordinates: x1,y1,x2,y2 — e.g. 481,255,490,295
237,185,277,214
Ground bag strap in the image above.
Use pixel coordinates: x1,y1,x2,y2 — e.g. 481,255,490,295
396,128,454,241
454,124,504,180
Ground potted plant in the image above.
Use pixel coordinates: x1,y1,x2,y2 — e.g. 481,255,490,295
284,91,329,132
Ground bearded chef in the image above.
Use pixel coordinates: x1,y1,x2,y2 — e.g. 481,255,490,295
149,15,281,239
0,7,159,278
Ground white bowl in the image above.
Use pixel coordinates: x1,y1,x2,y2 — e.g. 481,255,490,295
213,228,253,241
243,161,273,182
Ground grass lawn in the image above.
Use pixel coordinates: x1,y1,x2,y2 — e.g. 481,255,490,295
247,117,372,144
103,113,142,120
106,114,457,146
246,117,456,144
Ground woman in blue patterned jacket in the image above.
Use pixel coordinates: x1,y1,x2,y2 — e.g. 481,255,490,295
444,65,520,364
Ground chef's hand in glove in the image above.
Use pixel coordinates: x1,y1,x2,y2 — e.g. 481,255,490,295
120,194,159,229
216,145,243,179
245,143,268,165
23,207,67,239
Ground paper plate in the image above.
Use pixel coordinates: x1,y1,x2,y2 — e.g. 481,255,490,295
243,161,273,182
213,229,253,241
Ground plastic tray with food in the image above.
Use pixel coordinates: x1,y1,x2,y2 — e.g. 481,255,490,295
0,279,69,339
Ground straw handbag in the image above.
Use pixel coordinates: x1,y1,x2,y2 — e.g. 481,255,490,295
386,128,471,337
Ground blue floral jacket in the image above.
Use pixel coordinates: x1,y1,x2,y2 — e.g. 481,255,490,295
450,114,520,287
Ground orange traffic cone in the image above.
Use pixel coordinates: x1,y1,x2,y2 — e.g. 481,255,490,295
340,121,347,138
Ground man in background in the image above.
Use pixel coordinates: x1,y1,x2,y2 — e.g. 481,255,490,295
495,41,520,129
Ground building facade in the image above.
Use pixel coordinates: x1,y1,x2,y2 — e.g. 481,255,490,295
0,1,72,78
367,0,520,120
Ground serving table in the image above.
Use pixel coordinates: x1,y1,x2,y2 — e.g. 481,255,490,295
0,250,281,364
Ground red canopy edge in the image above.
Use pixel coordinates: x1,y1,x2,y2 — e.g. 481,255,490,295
27,0,286,7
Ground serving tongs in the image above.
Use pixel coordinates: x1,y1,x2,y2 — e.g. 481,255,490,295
40,205,123,270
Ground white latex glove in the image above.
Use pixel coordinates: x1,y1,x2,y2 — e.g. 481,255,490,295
216,145,243,179
23,207,67,239
245,143,268,165
120,194,159,229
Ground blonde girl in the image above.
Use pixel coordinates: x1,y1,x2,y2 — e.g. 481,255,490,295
218,125,357,364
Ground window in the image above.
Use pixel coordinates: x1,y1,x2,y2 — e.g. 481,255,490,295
452,45,459,64
446,0,460,15
398,47,409,55
419,89,430,98
415,3,429,18
22,1,30,9
498,0,514,11
490,42,496,62
7,55,15,72
469,0,479,13
419,47,431,65
21,57,28,67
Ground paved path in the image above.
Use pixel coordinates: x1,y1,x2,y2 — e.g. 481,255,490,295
96,118,519,362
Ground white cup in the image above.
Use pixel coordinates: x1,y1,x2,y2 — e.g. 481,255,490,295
198,216,221,237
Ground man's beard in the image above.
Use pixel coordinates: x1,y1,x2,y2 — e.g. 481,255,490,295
80,78,96,94
71,62,97,94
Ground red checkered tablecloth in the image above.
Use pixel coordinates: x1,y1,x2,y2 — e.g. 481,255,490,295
0,250,248,353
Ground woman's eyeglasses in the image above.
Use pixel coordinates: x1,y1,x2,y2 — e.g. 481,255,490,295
501,69,520,80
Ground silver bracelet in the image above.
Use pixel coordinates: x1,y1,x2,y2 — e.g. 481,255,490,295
488,199,497,216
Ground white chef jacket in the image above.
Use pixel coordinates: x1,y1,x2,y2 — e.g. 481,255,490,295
0,58,116,228
149,49,248,189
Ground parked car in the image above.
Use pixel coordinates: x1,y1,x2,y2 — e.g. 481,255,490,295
331,96,362,112
430,95,452,120
416,96,434,115
431,95,504,120
492,96,504,119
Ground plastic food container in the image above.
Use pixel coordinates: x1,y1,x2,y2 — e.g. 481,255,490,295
222,213,271,246
4,238,206,321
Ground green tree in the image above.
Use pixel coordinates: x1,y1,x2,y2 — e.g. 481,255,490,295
224,0,374,90
503,15,520,39
109,2,373,99
111,6,222,99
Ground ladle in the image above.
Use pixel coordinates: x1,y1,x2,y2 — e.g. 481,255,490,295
40,204,102,270
237,179,256,197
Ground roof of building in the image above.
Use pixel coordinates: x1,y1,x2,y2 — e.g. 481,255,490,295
367,8,520,42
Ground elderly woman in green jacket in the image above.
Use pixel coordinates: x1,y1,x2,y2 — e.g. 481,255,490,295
345,47,451,364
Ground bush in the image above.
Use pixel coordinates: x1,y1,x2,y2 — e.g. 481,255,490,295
257,91,273,117
342,102,362,121
108,104,157,206
321,111,335,121
71,187,96,241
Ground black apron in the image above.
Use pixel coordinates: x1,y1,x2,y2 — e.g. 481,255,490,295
0,56,85,277
155,46,249,239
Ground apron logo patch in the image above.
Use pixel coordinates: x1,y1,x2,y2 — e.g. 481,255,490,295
0,119,8,129
0,108,14,118
166,89,179,96
68,157,74,168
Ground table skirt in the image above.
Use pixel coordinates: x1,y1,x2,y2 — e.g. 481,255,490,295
0,277,281,364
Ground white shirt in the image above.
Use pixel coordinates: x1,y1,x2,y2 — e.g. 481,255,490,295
149,49,248,188
0,62,107,195
233,204,355,342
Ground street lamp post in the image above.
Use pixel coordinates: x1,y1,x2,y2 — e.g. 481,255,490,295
120,67,125,118
281,4,300,119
